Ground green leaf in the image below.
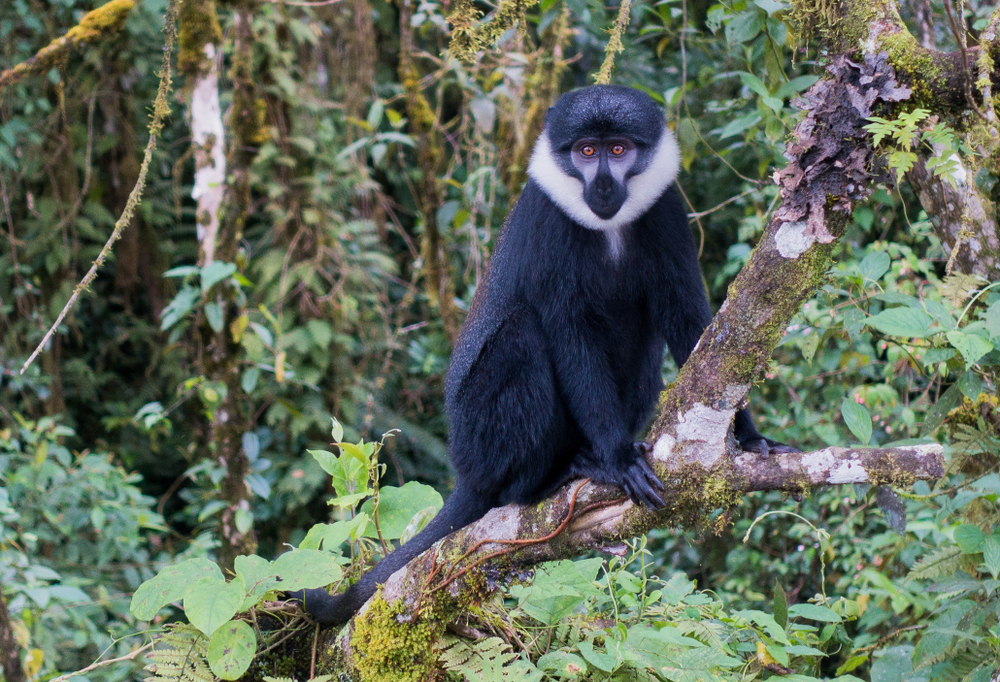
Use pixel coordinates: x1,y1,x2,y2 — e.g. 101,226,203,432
204,302,224,333
361,482,443,540
235,555,278,598
954,524,985,554
512,559,602,626
241,368,259,393
867,307,934,337
946,330,994,366
309,448,371,508
836,655,869,675
773,580,787,629
786,645,827,656
576,641,620,673
207,620,256,680
738,72,770,98
841,399,873,446
920,381,963,436
870,645,913,682
787,603,842,622
183,578,245,637
537,651,587,677
201,261,237,294
843,308,866,339
272,549,343,591
982,535,1000,579
735,609,790,644
160,286,199,331
775,75,819,99
765,642,788,666
985,301,1000,338
130,558,223,620
330,418,344,443
725,9,764,43
859,252,891,283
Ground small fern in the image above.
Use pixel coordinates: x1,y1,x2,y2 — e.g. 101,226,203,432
439,636,541,682
908,546,963,581
145,624,212,682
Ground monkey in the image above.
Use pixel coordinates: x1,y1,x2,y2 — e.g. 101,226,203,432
292,84,794,625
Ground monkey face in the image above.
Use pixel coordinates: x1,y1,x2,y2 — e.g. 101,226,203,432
570,137,638,219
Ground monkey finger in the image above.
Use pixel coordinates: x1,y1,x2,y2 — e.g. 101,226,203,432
765,438,800,454
636,458,665,491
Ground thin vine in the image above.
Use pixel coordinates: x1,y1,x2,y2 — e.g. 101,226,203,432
21,0,178,375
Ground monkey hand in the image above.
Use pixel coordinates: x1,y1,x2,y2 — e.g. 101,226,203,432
285,588,352,625
617,442,666,510
739,435,799,456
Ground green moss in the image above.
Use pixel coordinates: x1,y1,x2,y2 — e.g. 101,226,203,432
178,0,223,78
66,0,135,41
350,591,445,682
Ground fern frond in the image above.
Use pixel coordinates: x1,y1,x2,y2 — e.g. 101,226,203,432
145,624,212,682
908,546,963,581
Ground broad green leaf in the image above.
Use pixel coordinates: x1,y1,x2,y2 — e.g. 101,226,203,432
309,449,371,508
836,655,869,675
130,558,223,620
787,603,842,622
400,506,437,544
773,580,787,629
735,609,790,644
738,72,770,98
985,301,1000,338
946,330,994,366
921,381,963,436
859,252,891,283
201,261,237,294
841,399,872,446
160,286,199,331
361,482,443,540
271,549,343,591
870,645,913,682
234,555,278,605
537,651,587,677
576,641,620,673
982,535,1000,579
765,642,788,666
512,559,602,626
204,302,224,333
207,620,256,680
954,524,985,553
775,75,819,99
725,9,764,43
843,308,866,339
786,645,827,656
183,578,245,637
867,307,934,338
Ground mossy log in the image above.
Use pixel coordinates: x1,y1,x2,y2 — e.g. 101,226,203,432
0,0,135,92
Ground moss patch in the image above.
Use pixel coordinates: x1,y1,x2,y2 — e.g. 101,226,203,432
178,0,223,78
350,591,445,682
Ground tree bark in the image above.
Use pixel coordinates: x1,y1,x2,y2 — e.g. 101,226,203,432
0,589,25,682
907,157,1000,279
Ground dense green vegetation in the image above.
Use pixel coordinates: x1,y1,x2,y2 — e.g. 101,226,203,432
1,0,999,679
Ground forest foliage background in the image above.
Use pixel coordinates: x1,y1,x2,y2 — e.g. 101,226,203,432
1,0,1000,679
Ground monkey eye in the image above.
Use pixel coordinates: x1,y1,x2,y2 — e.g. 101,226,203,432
611,144,626,156
580,145,596,157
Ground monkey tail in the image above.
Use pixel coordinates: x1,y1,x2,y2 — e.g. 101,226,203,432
293,485,494,625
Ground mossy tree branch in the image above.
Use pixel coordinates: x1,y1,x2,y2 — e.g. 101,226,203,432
0,0,135,92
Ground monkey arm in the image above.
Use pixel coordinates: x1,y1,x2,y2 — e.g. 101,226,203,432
544,309,665,508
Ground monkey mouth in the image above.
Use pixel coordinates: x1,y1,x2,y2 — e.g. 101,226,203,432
585,196,626,220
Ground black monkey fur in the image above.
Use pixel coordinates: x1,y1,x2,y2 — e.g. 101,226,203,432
293,85,792,625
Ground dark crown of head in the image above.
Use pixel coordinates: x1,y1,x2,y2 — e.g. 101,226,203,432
545,85,665,151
